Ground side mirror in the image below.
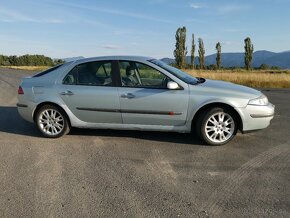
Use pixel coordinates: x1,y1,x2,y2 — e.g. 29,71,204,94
167,81,179,90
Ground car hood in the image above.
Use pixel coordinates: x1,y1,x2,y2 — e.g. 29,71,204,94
193,79,262,98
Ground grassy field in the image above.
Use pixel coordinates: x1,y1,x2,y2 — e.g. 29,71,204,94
184,69,290,88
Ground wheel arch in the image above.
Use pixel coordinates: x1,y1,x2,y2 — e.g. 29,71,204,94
191,102,243,132
33,101,71,127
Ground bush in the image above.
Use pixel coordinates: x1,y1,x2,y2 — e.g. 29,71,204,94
271,66,281,70
207,64,217,70
259,64,270,70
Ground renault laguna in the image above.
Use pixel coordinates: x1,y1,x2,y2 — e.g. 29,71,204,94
17,56,275,145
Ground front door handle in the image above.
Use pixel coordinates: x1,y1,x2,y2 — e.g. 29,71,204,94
121,93,135,99
60,90,74,96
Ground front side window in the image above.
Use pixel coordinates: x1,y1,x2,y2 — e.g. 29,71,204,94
63,61,113,86
119,61,169,88
149,59,199,85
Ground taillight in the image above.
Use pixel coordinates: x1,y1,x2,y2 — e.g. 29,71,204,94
18,86,24,95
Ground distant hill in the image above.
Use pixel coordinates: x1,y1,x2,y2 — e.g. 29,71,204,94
161,50,290,69
63,56,84,62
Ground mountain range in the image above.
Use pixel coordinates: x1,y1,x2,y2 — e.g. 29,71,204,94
161,50,290,69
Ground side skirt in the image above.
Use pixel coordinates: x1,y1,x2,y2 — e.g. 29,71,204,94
72,122,191,133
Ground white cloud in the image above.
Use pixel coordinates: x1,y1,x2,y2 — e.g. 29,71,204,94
0,7,36,22
56,1,176,24
0,7,65,24
190,3,202,9
45,19,65,24
102,44,122,50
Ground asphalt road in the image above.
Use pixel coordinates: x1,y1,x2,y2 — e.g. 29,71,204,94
0,68,289,217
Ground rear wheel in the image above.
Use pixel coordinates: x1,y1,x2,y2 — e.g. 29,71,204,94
35,105,70,138
195,107,238,145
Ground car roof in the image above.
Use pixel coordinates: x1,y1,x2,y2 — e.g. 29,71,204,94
72,56,154,65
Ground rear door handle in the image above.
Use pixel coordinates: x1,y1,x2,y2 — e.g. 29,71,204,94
60,90,74,96
121,93,135,99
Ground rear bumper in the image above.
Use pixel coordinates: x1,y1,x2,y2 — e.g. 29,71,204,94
17,101,35,123
236,103,275,132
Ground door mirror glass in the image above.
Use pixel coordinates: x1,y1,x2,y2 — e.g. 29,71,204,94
167,81,179,90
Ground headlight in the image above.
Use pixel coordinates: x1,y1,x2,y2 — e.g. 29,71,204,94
248,95,269,106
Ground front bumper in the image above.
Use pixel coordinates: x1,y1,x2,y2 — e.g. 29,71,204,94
236,103,275,132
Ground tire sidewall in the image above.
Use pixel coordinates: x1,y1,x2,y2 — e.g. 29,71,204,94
35,105,69,138
200,107,238,146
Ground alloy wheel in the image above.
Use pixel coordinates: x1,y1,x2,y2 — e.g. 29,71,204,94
204,112,235,143
38,109,64,136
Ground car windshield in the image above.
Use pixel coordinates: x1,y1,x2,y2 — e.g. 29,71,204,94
149,59,199,85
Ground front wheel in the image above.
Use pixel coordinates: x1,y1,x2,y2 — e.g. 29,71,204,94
195,107,238,146
35,105,70,138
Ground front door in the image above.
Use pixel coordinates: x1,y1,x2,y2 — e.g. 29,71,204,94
117,61,189,126
59,60,122,124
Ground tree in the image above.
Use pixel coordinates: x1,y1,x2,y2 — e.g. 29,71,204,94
244,37,254,70
216,42,221,69
190,34,196,69
259,64,269,70
198,38,205,69
174,26,187,68
0,54,55,66
54,59,65,65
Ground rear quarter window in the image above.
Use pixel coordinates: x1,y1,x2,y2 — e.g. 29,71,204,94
33,64,64,77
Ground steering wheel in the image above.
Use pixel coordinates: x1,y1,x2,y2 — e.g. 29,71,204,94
121,79,126,86
161,77,168,87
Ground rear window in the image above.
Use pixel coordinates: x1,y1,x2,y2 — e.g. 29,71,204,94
33,64,63,77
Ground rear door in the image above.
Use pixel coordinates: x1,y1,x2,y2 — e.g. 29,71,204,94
58,60,122,124
117,60,189,126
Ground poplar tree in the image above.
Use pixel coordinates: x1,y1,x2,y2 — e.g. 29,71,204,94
198,38,205,69
216,42,221,69
244,37,254,70
190,34,196,69
174,27,187,68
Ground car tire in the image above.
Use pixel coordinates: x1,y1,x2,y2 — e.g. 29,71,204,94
35,105,70,138
195,107,238,146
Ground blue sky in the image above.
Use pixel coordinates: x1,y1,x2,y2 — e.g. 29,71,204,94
0,0,290,58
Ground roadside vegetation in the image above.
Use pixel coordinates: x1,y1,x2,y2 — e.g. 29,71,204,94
185,69,290,88
174,26,290,88
0,27,289,88
0,65,50,71
0,54,63,67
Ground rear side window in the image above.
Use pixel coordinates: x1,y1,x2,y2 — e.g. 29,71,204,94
63,61,113,86
33,64,63,77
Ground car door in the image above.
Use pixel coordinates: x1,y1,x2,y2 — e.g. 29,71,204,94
58,60,122,124
117,60,189,126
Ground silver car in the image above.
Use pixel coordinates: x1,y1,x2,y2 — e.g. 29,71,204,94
17,56,275,145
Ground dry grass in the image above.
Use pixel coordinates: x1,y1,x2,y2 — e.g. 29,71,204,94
0,66,50,71
184,69,290,88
